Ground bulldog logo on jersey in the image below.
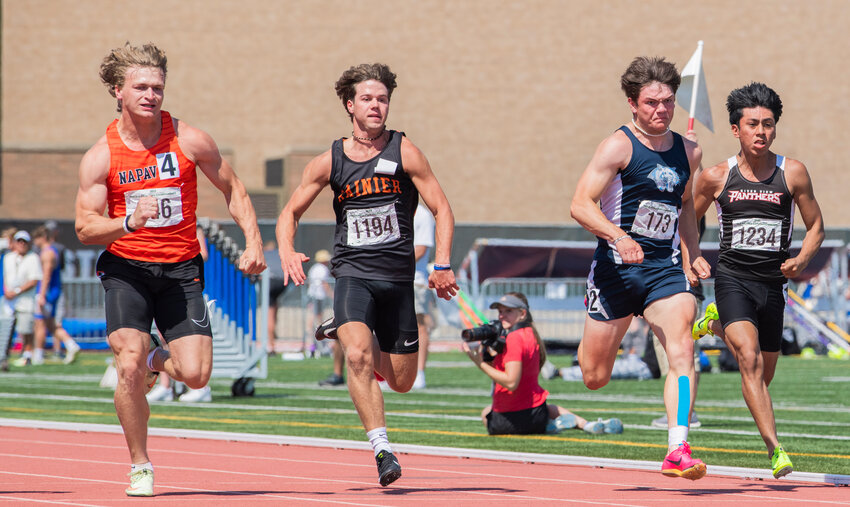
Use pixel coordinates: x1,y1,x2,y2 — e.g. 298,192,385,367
648,164,680,192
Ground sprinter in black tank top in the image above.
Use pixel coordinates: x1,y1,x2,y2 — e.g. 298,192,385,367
275,63,458,487
691,82,824,479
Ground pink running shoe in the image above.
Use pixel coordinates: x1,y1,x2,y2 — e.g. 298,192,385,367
661,441,707,480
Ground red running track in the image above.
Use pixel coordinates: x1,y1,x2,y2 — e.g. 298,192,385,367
0,425,848,506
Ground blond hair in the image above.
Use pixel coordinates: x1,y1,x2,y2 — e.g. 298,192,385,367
99,42,167,112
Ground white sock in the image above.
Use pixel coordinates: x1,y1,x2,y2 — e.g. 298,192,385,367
668,425,689,449
131,462,153,472
366,427,392,456
33,349,44,362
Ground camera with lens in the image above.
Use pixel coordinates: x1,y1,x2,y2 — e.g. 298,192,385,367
461,320,507,362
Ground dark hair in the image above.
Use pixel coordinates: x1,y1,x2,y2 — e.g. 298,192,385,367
620,56,681,102
334,63,397,119
726,82,783,125
504,292,547,369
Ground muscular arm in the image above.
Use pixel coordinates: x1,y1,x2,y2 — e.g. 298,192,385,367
178,120,265,275
74,137,133,245
570,132,645,263
403,137,459,300
781,159,825,278
275,150,333,286
678,138,711,282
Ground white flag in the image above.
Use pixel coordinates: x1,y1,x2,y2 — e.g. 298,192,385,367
676,41,713,132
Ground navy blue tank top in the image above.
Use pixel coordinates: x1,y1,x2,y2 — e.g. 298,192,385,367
594,126,691,267
329,130,418,281
715,155,793,282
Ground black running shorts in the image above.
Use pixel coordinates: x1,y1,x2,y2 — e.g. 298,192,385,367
97,251,213,342
714,271,787,352
486,402,549,435
333,276,419,354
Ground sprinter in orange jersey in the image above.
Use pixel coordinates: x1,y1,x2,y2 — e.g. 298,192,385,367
276,63,458,487
74,42,265,498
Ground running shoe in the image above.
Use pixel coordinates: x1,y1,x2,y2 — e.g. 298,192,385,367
546,414,577,434
771,445,793,479
692,302,719,340
63,341,81,365
315,317,338,341
318,373,345,386
375,450,402,487
661,441,707,480
583,419,605,434
602,418,624,434
178,385,212,402
146,384,173,402
125,468,154,497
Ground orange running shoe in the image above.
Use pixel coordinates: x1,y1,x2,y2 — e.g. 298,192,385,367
662,441,707,480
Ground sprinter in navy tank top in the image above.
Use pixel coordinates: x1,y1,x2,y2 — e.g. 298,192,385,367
275,63,458,487
691,82,824,479
570,56,710,480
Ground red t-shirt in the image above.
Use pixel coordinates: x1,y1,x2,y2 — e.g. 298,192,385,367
491,325,549,413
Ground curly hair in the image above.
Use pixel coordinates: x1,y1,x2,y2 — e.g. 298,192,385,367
99,42,167,112
620,56,681,102
334,63,397,119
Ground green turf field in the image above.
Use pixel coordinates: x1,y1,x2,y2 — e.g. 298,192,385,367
1,349,848,475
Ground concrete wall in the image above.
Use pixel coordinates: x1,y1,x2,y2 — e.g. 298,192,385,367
3,0,848,229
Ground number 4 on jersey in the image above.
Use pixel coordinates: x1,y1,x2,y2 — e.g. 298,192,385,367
156,152,180,180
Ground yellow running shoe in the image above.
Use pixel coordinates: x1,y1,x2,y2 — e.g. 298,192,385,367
125,468,154,496
771,445,793,479
692,302,719,341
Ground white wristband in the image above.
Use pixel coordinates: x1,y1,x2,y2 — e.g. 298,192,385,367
612,234,630,244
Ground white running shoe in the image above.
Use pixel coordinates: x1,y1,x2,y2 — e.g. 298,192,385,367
146,384,173,402
178,385,212,402
412,371,426,389
125,468,154,497
63,341,81,365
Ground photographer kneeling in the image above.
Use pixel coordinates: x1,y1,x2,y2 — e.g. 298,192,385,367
463,292,623,436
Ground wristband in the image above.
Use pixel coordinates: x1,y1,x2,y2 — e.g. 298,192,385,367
13,287,21,295
123,215,136,234
612,234,630,244
433,264,452,271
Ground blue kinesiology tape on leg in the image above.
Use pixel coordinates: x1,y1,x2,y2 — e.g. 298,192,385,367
677,375,690,427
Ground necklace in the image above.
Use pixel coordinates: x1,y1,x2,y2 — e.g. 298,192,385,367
631,118,669,137
351,128,386,141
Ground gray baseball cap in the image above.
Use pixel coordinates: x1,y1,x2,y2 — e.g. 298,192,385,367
489,294,528,310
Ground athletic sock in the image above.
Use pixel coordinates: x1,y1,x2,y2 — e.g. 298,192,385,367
131,462,153,473
33,348,44,362
668,425,689,450
366,427,392,456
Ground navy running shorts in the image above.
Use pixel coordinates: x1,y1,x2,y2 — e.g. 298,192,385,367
486,402,549,435
585,261,691,321
96,251,212,342
714,272,787,352
333,276,419,354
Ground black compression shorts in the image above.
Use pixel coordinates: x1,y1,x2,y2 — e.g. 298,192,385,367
333,276,418,354
715,272,787,352
97,251,212,342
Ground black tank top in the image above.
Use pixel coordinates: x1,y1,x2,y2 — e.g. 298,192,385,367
716,155,794,282
329,130,418,281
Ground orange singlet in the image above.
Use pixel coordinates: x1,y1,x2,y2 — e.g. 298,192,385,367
105,111,200,263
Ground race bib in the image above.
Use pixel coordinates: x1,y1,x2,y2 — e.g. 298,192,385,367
346,203,401,247
585,288,609,319
124,187,184,228
631,200,678,240
731,218,782,251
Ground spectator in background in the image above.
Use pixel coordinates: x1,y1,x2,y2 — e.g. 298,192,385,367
307,249,334,357
263,240,288,355
412,202,436,389
0,227,18,371
32,226,80,364
463,292,624,436
3,231,43,366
